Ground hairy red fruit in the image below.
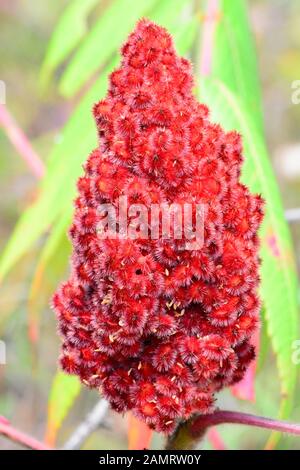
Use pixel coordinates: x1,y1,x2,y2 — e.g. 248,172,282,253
52,19,264,434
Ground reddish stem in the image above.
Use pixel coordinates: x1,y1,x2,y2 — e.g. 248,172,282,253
0,103,45,179
166,409,300,450
0,416,52,450
191,410,300,436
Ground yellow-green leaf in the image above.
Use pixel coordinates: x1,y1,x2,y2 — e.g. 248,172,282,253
40,0,99,90
59,0,161,97
45,371,81,446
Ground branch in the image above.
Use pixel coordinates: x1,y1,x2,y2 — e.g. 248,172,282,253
63,399,109,450
0,104,45,179
0,416,52,450
166,409,300,450
191,410,300,435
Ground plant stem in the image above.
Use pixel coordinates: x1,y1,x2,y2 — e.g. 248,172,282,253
166,409,300,450
0,104,45,179
0,416,52,450
207,428,227,450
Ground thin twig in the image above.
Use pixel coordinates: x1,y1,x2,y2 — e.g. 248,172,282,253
166,409,300,450
0,103,45,179
0,416,52,450
190,410,300,436
63,399,109,450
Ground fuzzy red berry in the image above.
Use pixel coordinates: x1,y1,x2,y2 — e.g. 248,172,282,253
52,19,264,434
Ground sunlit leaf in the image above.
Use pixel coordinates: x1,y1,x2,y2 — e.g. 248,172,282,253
0,59,116,282
211,0,264,132
28,211,72,344
231,327,259,402
45,371,81,446
257,307,270,372
59,0,161,97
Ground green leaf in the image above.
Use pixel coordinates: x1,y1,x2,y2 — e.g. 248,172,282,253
40,0,99,90
150,0,197,55
59,0,161,97
256,307,270,372
211,0,264,133
46,371,81,445
200,78,299,436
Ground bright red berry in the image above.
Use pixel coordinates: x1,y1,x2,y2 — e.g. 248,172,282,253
53,19,264,434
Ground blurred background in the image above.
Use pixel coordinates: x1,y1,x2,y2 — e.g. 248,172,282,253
0,0,300,450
